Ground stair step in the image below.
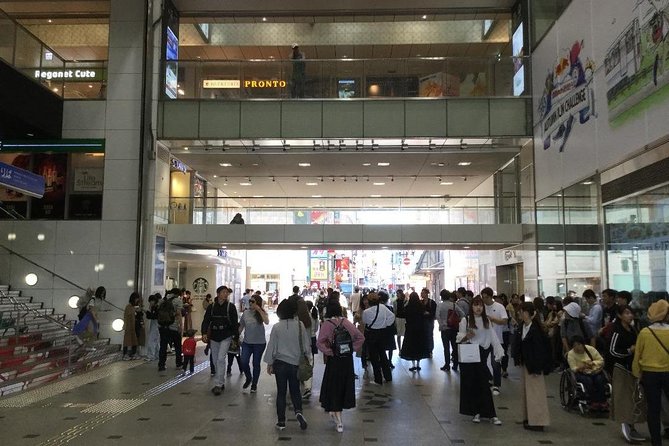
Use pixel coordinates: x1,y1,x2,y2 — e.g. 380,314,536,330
0,319,70,338
0,303,44,312
0,294,29,302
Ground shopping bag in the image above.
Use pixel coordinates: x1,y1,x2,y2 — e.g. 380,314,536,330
458,343,481,363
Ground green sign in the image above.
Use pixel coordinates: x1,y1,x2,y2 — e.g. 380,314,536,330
0,139,105,153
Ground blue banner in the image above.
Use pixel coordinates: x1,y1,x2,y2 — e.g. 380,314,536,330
0,161,45,198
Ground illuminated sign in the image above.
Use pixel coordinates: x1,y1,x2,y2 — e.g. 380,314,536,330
203,79,241,89
170,158,188,173
34,69,103,81
244,80,286,88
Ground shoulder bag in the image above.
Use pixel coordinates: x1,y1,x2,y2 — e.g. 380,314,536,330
648,327,669,355
297,321,313,382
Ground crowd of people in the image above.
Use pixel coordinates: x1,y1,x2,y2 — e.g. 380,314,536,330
108,284,669,444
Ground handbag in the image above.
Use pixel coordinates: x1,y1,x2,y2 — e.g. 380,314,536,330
297,321,313,382
458,342,481,363
227,336,240,355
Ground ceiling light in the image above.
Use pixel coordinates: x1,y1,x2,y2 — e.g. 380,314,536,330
377,162,390,166
221,245,227,248
441,182,453,186
52,88,58,92
362,162,371,166
463,246,470,249
382,246,388,249
178,88,185,95
370,194,382,198
438,162,445,167
253,195,263,198
458,162,471,166
306,182,318,186
373,182,385,186
311,195,322,198
37,234,45,241
430,195,441,197
220,162,232,167
88,84,93,88
48,19,52,23
298,162,311,167
240,182,252,186
300,246,308,249
582,181,594,185
262,17,267,21
422,15,427,19
212,175,217,178
184,147,189,151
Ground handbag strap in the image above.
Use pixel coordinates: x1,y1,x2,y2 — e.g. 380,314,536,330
648,327,669,356
368,305,380,329
297,320,307,358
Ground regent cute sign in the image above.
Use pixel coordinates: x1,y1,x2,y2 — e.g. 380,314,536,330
34,69,103,82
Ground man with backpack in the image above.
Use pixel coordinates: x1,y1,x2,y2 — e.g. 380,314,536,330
158,288,183,372
201,285,239,396
437,289,459,372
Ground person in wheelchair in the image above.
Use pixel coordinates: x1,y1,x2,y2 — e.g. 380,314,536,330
567,335,609,411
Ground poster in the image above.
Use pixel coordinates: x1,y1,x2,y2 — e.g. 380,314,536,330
310,258,328,280
31,153,67,219
73,168,104,192
154,235,166,287
419,72,460,97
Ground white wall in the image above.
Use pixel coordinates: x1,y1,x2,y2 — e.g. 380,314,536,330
532,0,669,200
246,250,309,299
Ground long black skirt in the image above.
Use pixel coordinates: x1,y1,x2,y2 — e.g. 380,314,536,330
459,360,497,418
319,355,356,412
400,324,430,360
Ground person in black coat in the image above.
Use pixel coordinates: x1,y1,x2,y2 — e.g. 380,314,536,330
514,302,551,431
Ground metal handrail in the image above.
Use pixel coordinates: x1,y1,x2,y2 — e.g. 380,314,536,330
0,288,71,332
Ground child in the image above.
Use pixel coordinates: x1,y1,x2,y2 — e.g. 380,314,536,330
182,329,197,375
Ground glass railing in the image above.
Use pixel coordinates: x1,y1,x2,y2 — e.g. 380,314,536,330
166,56,530,100
0,8,106,99
161,196,519,225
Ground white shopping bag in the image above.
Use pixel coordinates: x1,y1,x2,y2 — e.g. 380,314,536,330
458,343,481,363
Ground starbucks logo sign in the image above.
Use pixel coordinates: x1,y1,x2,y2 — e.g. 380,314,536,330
192,277,209,294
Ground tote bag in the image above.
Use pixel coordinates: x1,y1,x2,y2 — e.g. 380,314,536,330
458,343,481,363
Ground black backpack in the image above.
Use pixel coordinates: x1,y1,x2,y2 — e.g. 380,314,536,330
329,318,353,357
157,297,177,327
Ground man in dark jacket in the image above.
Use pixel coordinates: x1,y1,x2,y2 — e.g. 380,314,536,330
202,285,239,395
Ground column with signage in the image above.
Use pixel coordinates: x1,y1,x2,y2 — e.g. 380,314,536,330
162,0,179,99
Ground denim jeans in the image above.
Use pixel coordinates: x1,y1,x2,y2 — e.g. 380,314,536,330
441,328,458,367
273,359,302,422
241,342,266,386
641,371,669,446
209,337,232,388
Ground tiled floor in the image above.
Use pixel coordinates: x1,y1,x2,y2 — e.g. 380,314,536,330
0,339,646,446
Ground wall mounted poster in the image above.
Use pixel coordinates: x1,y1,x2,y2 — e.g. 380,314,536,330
31,153,67,219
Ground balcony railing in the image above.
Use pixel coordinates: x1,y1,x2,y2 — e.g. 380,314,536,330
166,56,530,100
0,9,106,99
161,196,519,225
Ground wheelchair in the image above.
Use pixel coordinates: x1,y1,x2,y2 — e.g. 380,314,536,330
559,368,612,416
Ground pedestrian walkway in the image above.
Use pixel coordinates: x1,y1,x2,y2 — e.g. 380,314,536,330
0,337,635,446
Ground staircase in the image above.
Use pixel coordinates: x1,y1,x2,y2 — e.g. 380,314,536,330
0,285,121,397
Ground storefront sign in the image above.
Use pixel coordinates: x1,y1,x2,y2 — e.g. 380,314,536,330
203,79,240,89
34,69,104,82
0,161,45,198
244,80,286,88
73,168,104,192
170,158,187,173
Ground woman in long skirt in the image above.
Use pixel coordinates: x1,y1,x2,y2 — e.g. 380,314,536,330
457,295,504,425
514,301,551,431
400,291,430,371
317,302,364,433
610,305,645,443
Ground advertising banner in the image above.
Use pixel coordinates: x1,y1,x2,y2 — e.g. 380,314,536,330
31,153,67,218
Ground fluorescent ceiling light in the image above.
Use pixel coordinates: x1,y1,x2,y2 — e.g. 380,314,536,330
377,162,390,166
252,195,263,198
458,162,471,166
311,195,322,198
440,182,453,185
362,162,371,166
219,162,232,167
306,182,318,186
373,182,385,186
239,182,252,186
298,162,311,167
370,194,382,198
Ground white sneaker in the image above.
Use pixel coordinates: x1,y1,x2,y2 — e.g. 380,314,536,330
336,423,344,433
472,414,481,423
492,417,502,426
492,387,500,396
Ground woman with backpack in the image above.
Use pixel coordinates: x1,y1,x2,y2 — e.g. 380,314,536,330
317,301,364,433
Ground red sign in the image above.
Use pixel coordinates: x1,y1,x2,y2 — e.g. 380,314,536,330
403,257,411,265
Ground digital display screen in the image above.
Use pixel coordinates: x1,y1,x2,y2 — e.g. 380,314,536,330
512,24,524,72
165,62,178,99
513,67,525,96
166,26,179,61
338,79,356,98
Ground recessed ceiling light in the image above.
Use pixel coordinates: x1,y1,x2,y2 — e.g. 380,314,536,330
362,162,371,166
373,182,385,186
298,162,311,167
48,19,52,23
223,183,228,186
252,163,258,166
212,175,217,178
306,182,318,186
52,88,58,92
219,162,232,167
184,147,189,151
370,194,382,198
422,15,427,20
253,195,263,198
438,162,445,167
88,84,93,88
311,195,322,198
377,162,390,166
262,17,267,21
221,245,227,248
440,182,453,185
582,181,594,185
382,246,388,249
463,246,470,249
458,162,471,166
239,182,252,186
430,194,441,197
